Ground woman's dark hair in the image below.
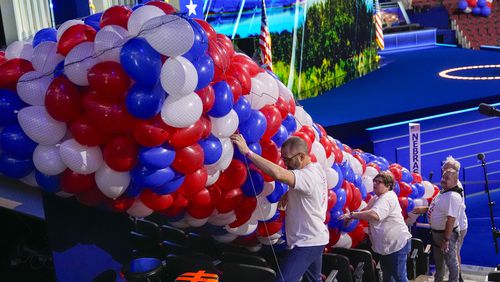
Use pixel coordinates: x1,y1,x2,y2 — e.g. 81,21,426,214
374,171,395,190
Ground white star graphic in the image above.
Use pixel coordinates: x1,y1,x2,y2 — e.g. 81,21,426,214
186,0,198,16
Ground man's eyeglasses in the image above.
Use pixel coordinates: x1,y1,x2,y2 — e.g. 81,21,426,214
282,152,303,163
373,179,384,184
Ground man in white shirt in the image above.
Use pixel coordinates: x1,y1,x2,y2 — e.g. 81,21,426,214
427,169,463,282
231,134,328,282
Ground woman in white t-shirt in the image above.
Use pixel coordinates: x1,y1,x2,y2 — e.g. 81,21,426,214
340,171,412,282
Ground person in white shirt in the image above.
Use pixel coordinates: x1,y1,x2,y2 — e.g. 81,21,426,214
231,134,329,282
427,168,463,282
340,171,412,282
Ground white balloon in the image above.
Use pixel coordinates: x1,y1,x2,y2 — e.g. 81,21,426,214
348,153,363,176
59,139,103,175
294,106,313,129
64,42,97,86
258,236,280,245
5,41,33,60
95,163,130,199
252,196,278,221
358,200,368,211
363,166,379,179
311,141,327,167
33,145,67,175
17,71,53,106
55,191,74,198
246,243,262,253
210,110,239,138
206,168,220,186
140,14,194,57
20,171,38,187
185,213,209,227
248,72,279,110
160,93,203,128
208,210,236,226
31,41,64,73
160,56,198,97
326,153,335,168
212,232,238,243
225,218,258,236
422,181,435,198
127,199,154,218
325,167,339,189
127,5,164,36
94,25,129,62
206,138,234,171
170,218,190,229
362,176,374,193
57,19,84,41
17,106,67,145
334,233,352,248
261,181,275,197
277,79,294,102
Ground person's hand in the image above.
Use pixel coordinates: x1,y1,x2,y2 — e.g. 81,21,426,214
338,212,352,221
412,207,428,214
230,134,250,155
440,239,449,252
278,192,288,211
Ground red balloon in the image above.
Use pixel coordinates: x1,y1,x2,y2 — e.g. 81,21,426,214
348,185,362,211
234,196,257,218
187,188,215,219
132,118,169,147
316,123,328,138
71,114,110,146
145,1,176,14
328,228,341,246
208,42,229,82
0,58,34,88
216,187,243,213
45,76,83,122
288,98,296,115
367,162,380,171
231,53,260,77
398,181,412,197
327,189,337,210
100,5,132,28
216,159,248,191
194,19,216,42
310,153,317,163
299,126,316,143
353,154,366,174
260,139,280,163
57,24,96,56
225,75,242,103
0,51,6,64
107,196,134,213
348,224,367,248
257,219,282,237
103,135,139,171
195,85,215,113
228,63,251,95
88,61,130,101
342,181,353,210
412,173,423,183
292,131,312,152
398,196,409,213
389,166,403,181
61,169,96,194
274,96,289,120
199,115,212,139
140,189,174,211
331,141,343,164
76,187,106,206
319,136,333,158
390,163,403,169
216,34,235,58
342,144,353,154
260,105,282,140
83,93,138,134
176,168,208,198
364,193,373,203
163,118,204,149
172,144,204,174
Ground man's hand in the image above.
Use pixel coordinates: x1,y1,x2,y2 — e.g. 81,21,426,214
338,212,352,221
440,239,449,252
278,192,288,211
230,134,250,155
412,207,428,214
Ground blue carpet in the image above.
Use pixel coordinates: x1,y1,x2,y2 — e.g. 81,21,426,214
301,46,500,127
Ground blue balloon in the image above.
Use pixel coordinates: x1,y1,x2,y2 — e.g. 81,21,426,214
32,28,57,47
125,182,144,197
267,181,288,203
198,134,222,165
241,169,264,196
153,172,185,195
208,81,233,118
477,0,486,7
183,19,209,61
263,210,281,222
35,170,61,193
0,89,27,126
401,168,413,183
358,181,367,200
84,12,102,31
331,163,344,191
132,3,144,10
1,124,37,159
120,38,162,86
333,139,343,151
312,123,322,138
458,0,468,9
414,183,425,198
393,181,400,196
333,188,347,210
342,219,359,233
353,174,362,188
130,258,162,273
54,60,65,77
0,153,34,179
408,184,419,199
407,198,415,213
271,125,288,148
189,53,214,91
239,110,267,143
131,166,175,187
481,6,491,16
339,162,355,183
139,146,175,169
282,114,297,133
233,142,262,163
233,96,252,123
328,209,344,229
126,82,165,119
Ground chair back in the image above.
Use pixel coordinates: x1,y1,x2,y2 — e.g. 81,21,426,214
331,247,377,282
165,254,219,281
322,253,353,282
488,271,500,282
221,251,268,267
220,262,276,282
122,258,164,282
135,219,160,242
160,225,186,244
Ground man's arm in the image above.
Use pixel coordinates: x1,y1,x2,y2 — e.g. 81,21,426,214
231,134,296,188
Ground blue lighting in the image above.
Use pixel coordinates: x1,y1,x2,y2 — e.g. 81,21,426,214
384,29,436,50
366,102,500,131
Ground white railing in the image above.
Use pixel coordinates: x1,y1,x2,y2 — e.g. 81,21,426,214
12,0,53,41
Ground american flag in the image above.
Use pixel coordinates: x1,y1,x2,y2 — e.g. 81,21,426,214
259,0,273,71
374,0,384,50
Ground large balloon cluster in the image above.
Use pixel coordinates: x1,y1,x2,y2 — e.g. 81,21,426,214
458,0,494,16
0,2,439,251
